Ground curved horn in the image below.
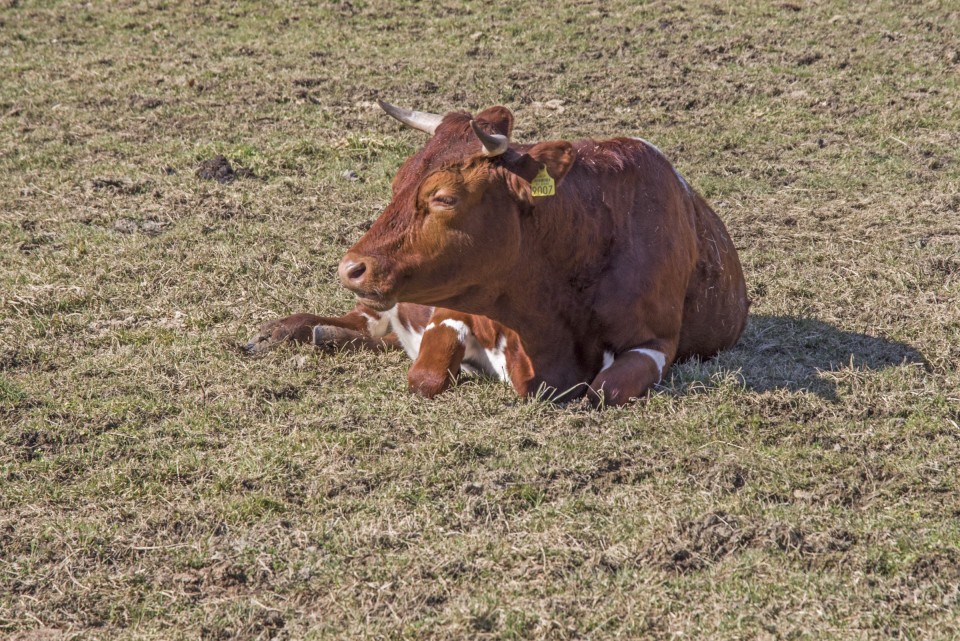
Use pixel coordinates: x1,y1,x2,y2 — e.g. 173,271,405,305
470,119,510,157
377,99,444,135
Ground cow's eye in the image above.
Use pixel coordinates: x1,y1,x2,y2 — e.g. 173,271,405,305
430,193,458,208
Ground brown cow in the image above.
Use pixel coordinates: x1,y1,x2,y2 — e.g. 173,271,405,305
248,100,748,406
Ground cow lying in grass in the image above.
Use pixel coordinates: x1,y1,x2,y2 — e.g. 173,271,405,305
247,100,748,406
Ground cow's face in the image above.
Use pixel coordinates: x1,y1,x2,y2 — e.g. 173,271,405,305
338,102,576,312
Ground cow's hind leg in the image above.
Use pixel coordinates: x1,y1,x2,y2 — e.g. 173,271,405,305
587,346,671,408
245,307,396,354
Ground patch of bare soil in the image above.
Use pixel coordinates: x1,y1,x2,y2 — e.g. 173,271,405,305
199,608,286,641
766,523,856,555
645,513,858,573
889,549,960,613
195,155,256,183
650,512,757,573
909,550,960,584
0,347,41,371
129,93,163,110
679,453,749,494
88,177,153,195
159,562,287,641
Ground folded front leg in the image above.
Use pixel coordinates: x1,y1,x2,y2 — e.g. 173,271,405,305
587,344,672,407
245,306,397,354
406,317,469,398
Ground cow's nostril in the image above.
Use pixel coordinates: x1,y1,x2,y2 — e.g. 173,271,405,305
338,253,378,292
347,262,367,281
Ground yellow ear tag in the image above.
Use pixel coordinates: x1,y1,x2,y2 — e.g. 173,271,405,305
530,164,556,197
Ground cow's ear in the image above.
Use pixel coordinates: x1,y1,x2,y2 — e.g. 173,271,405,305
527,140,577,186
474,106,513,138
501,141,577,203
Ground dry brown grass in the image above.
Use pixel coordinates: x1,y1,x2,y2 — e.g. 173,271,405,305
2,1,959,639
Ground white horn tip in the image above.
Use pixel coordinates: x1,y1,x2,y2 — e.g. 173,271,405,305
470,119,510,157
377,98,443,136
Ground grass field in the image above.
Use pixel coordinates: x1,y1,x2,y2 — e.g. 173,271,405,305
2,1,959,639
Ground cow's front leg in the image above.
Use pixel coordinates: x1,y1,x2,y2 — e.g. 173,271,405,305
245,313,325,353
587,346,671,407
407,318,470,398
245,307,395,355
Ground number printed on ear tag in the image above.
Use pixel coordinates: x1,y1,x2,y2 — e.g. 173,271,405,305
530,165,556,197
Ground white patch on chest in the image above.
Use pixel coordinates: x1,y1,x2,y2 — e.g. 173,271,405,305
385,306,426,359
361,311,391,338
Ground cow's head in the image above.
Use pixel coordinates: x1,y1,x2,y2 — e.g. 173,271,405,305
337,100,577,311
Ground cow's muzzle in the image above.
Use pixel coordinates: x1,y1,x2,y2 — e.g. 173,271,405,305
338,252,396,310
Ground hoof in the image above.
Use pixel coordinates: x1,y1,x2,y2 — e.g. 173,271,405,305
312,325,330,345
243,330,277,355
244,316,315,355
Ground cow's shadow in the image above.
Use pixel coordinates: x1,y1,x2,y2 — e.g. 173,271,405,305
680,314,928,400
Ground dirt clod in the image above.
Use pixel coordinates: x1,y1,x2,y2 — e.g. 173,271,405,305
91,178,126,191
196,155,255,183
130,94,163,110
113,218,139,234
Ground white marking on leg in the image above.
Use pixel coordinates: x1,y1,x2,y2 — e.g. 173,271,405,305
481,334,511,384
439,319,470,343
629,348,667,383
432,321,512,386
386,306,425,360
